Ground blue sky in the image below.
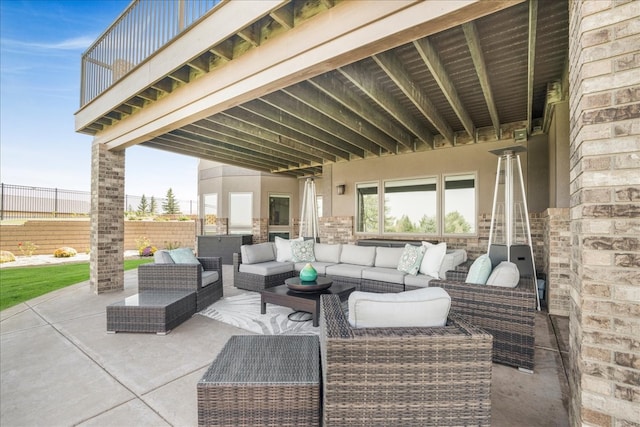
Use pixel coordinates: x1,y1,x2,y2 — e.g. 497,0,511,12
0,0,198,201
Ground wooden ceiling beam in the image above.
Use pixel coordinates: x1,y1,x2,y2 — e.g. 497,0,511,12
339,62,434,149
261,91,383,156
527,0,539,134
282,82,398,154
462,21,501,138
216,108,344,162
270,3,294,30
170,128,296,170
239,100,361,160
411,38,475,141
186,121,323,166
309,73,415,150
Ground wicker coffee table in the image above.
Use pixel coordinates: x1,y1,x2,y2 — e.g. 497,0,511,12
260,280,354,327
197,335,320,427
106,290,196,334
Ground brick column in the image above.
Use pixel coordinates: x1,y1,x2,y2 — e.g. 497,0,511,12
90,142,125,294
568,1,640,425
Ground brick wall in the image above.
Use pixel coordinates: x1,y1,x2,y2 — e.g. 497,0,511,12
0,220,196,256
568,1,640,425
543,208,571,316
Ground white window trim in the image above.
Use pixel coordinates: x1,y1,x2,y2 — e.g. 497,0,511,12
441,172,478,237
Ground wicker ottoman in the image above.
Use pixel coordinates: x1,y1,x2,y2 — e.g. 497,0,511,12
106,290,196,334
197,335,320,427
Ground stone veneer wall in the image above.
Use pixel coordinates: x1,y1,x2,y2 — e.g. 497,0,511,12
568,1,640,425
90,142,125,294
543,208,571,316
0,220,196,255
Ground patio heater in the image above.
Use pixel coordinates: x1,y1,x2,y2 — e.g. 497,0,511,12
488,146,540,310
299,178,319,242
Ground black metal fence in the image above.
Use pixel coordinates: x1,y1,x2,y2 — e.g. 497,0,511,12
0,183,196,220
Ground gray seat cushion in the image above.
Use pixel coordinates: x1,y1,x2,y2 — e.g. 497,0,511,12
362,267,406,284
325,263,367,279
241,242,275,264
404,273,437,288
314,243,342,263
339,245,376,266
374,247,404,268
294,261,336,275
202,270,220,287
239,261,294,275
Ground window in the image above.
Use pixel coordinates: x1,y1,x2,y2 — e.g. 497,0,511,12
229,192,252,234
268,195,290,226
443,174,476,234
356,182,378,233
202,193,218,235
383,177,437,234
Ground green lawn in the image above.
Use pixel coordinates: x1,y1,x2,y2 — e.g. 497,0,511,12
0,259,153,311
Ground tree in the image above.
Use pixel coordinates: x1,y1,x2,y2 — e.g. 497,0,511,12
395,214,415,233
444,211,472,234
149,196,157,215
162,188,180,214
418,214,437,233
137,194,149,215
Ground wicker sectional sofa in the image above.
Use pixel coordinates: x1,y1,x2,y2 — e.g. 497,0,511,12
232,241,467,293
427,269,538,372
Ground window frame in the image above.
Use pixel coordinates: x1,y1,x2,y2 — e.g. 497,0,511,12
381,175,439,237
228,192,253,235
354,181,380,234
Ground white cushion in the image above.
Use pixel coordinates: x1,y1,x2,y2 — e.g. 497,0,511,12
397,244,426,275
348,287,451,328
465,254,493,285
239,261,294,275
340,245,376,266
314,243,341,263
419,242,447,277
374,247,404,268
438,249,467,279
274,236,302,262
486,261,520,287
154,250,174,264
240,243,275,264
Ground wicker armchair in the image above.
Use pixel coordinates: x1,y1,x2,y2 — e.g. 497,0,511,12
320,294,493,427
425,269,537,372
138,257,223,311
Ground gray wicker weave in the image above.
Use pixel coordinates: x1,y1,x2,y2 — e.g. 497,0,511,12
320,294,493,426
425,269,537,371
359,277,404,293
106,290,196,334
232,252,295,291
138,257,223,311
197,335,320,427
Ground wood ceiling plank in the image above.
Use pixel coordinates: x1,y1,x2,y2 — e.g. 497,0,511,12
339,62,434,149
309,73,415,149
282,82,398,153
261,91,383,156
239,100,362,159
410,38,475,141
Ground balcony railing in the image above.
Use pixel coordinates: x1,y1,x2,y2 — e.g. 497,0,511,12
80,0,221,107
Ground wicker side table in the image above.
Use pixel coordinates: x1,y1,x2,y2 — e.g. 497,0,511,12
106,290,196,335
197,335,320,427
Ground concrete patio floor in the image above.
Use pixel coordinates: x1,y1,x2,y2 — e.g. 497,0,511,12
1,265,570,426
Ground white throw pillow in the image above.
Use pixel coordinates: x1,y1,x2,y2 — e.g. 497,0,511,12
274,236,302,262
486,261,520,287
465,254,493,285
419,242,447,277
348,287,451,328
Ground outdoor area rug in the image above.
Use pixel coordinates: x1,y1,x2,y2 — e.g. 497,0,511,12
197,292,319,335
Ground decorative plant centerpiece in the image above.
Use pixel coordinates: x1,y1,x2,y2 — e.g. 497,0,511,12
54,247,77,258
